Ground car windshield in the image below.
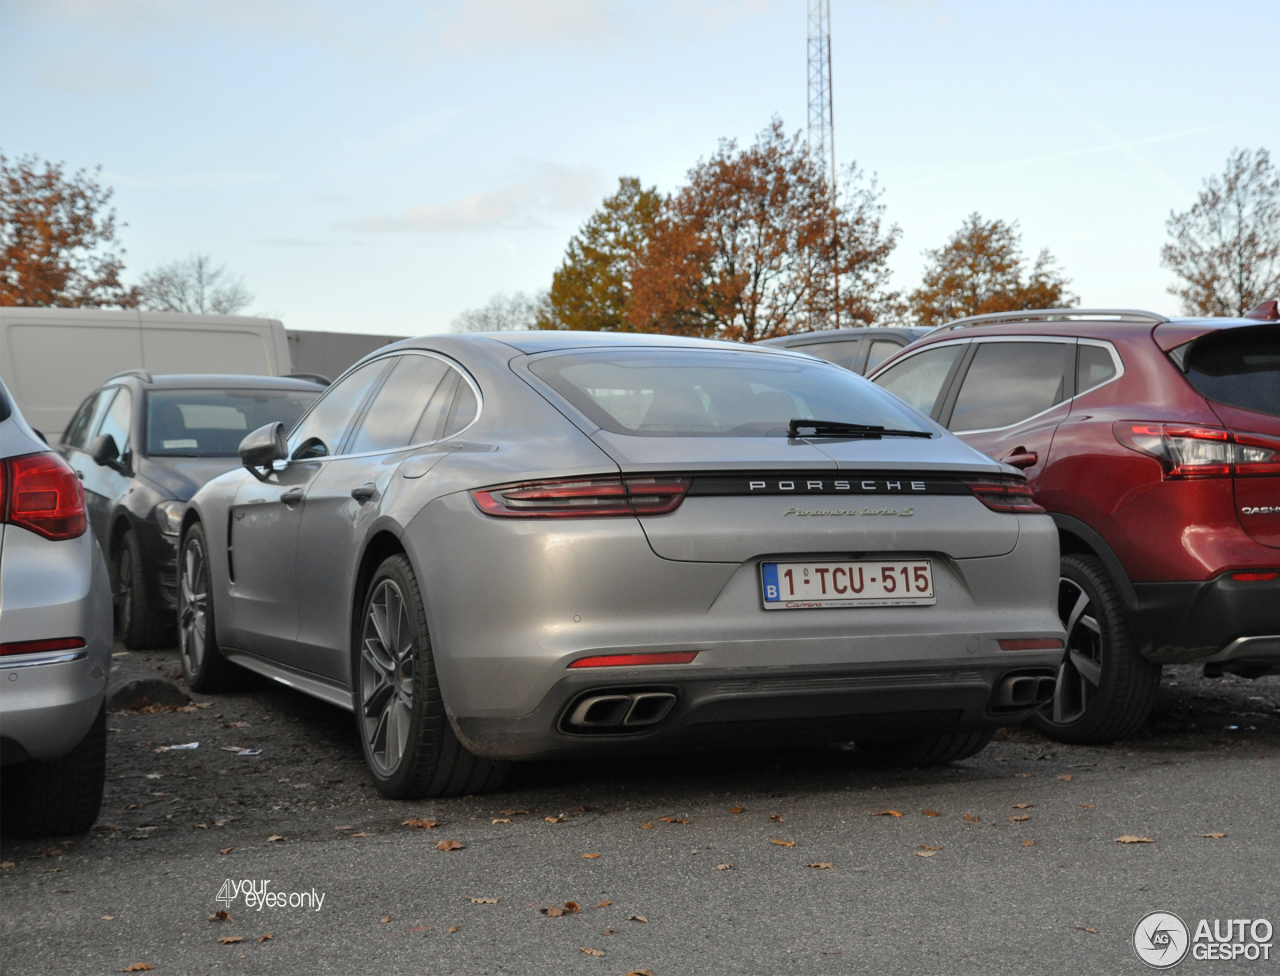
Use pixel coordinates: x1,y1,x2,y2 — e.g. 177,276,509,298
529,348,932,437
1183,326,1280,418
145,389,320,457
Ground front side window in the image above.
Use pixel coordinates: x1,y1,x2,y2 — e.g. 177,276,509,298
288,360,390,459
949,341,1072,432
530,348,930,437
348,355,452,455
872,344,963,416
146,389,320,457
96,387,133,455
865,339,902,375
1183,325,1280,418
63,391,105,449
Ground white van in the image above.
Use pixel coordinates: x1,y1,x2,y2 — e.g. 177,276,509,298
0,308,292,437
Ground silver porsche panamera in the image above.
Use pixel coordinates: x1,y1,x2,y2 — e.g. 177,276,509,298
179,331,1067,798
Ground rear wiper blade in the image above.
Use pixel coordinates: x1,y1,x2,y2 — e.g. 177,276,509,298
788,419,933,439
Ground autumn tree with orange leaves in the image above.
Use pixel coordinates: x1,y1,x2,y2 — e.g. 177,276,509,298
625,120,900,341
0,152,138,308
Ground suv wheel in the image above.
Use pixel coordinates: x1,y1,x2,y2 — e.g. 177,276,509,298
0,704,106,837
1030,554,1161,744
115,529,170,650
857,730,994,767
355,555,509,799
178,522,237,691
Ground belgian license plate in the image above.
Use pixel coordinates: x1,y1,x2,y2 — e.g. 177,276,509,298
761,559,935,609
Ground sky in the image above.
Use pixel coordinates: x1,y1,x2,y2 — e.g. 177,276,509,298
2,0,1277,337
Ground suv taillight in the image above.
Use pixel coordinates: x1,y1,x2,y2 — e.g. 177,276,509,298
961,478,1045,514
1114,423,1280,478
1,452,88,540
473,476,691,518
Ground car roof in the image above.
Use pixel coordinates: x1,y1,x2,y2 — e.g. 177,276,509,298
105,372,326,391
908,310,1273,350
757,327,932,346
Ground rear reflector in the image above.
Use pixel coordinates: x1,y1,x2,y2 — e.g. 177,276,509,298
962,478,1045,514
0,637,86,657
998,638,1065,651
473,476,690,518
1114,423,1280,478
1231,571,1279,582
568,651,699,669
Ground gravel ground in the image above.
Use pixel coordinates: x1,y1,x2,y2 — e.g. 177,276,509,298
2,646,1277,975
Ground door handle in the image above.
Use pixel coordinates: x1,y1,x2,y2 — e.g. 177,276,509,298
280,487,305,506
351,483,377,503
1004,449,1039,469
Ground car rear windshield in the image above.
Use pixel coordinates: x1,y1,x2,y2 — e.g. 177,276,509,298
146,389,320,456
1182,326,1280,418
528,348,932,437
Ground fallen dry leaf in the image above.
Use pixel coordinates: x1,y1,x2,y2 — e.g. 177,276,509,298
208,910,232,922
716,864,734,871
729,806,745,814
469,897,498,904
1114,835,1154,844
658,816,690,824
922,810,940,817
1075,925,1098,934
0,862,13,869
219,847,233,855
964,814,980,823
1021,839,1035,848
640,823,653,830
1012,803,1033,809
545,815,568,824
915,851,938,858
564,901,581,913
1010,814,1030,822
217,936,244,944
541,906,562,918
596,900,612,908
349,832,376,838
501,809,531,816
266,835,285,843
411,925,429,932
403,818,438,829
873,810,903,818
491,818,511,825
602,929,614,935
769,814,784,823
919,845,942,851
769,837,796,847
628,915,649,924
582,853,601,859
102,915,115,920
448,925,459,933
1079,804,1095,809
435,839,465,851
580,947,606,957
1200,832,1226,839
258,934,273,942
121,966,154,973
808,862,834,869
1058,774,1073,782
380,915,392,924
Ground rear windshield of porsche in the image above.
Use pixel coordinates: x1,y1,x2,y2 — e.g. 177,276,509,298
1184,326,1280,417
528,348,933,437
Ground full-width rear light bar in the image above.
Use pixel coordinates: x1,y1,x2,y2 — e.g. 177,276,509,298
961,478,1045,514
568,651,699,669
473,476,691,518
1114,423,1280,478
1,452,87,541
0,636,86,657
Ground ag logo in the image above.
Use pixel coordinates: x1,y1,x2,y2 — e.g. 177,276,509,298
1134,911,1190,969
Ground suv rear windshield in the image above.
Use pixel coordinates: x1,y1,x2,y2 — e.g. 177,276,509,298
146,389,320,457
528,348,932,437
1183,326,1280,418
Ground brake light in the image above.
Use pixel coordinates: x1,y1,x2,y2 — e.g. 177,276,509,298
1,452,87,540
962,478,1045,514
473,476,690,518
1114,424,1280,478
568,651,698,668
0,636,86,657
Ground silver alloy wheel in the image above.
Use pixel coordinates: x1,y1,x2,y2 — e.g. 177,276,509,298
179,536,209,675
1046,576,1104,725
360,580,416,777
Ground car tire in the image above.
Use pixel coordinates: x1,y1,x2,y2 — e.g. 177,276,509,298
856,729,994,767
354,554,509,799
0,704,107,837
178,522,237,692
115,529,170,650
1029,553,1161,745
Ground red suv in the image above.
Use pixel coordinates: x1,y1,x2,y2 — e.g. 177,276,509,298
868,303,1280,743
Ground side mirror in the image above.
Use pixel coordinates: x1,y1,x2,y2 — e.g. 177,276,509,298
238,422,288,474
90,433,119,467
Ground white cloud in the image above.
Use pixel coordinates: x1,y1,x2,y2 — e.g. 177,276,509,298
335,161,604,233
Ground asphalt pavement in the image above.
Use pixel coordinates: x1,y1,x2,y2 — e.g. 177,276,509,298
2,647,1277,976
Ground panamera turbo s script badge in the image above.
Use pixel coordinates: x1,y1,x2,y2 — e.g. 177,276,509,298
782,506,915,517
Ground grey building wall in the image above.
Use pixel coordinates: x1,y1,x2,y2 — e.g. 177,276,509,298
285,330,406,383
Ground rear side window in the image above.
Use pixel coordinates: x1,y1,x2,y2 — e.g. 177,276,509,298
348,355,451,454
288,359,389,459
872,344,962,416
1183,326,1280,418
799,339,861,371
1077,343,1118,394
949,341,1072,432
865,339,901,374
530,348,930,437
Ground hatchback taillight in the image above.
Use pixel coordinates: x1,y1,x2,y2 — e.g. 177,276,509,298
1,452,88,540
962,478,1045,514
473,476,691,518
1114,423,1280,478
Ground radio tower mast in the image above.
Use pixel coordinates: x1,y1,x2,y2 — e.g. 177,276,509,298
807,0,838,328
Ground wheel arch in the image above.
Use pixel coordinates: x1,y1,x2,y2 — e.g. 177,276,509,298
350,530,410,667
1052,513,1150,650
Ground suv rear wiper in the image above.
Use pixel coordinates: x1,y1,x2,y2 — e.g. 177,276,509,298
788,419,933,439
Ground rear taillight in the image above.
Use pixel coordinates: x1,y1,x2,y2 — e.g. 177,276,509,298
473,476,690,518
1,452,87,540
1114,423,1280,478
962,478,1045,514
0,636,86,657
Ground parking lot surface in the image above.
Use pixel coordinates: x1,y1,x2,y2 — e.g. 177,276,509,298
2,647,1277,976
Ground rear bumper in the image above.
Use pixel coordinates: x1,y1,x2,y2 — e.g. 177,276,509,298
1134,574,1280,664
452,659,1062,761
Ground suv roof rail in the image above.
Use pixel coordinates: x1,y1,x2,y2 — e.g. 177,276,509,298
934,308,1169,333
288,372,331,386
107,368,153,383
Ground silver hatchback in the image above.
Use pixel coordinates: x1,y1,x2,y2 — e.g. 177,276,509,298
181,333,1066,798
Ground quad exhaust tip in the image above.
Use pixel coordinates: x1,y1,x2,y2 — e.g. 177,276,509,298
993,674,1057,710
565,692,677,731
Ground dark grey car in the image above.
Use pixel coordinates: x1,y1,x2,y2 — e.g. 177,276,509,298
757,327,934,374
